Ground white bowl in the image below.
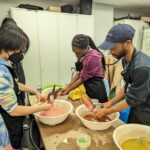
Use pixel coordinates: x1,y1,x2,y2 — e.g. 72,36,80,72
75,104,120,130
113,124,150,150
35,100,73,125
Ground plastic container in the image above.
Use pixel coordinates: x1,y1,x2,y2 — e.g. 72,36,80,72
34,100,73,125
113,124,150,150
37,84,42,93
76,104,120,130
119,107,130,123
76,133,91,150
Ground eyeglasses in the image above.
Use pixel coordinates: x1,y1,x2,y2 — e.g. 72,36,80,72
20,48,27,53
14,48,26,54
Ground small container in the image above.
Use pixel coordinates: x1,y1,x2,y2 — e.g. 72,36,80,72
76,133,91,150
91,99,99,104
37,84,42,93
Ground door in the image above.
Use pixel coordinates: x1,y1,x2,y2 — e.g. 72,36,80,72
37,11,59,87
11,8,41,88
58,13,77,84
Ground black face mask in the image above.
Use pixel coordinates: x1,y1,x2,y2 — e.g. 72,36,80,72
114,48,126,60
9,52,24,63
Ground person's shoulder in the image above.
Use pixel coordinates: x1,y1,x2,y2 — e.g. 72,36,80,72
132,51,150,70
89,49,101,58
0,64,12,80
0,64,8,73
138,51,150,58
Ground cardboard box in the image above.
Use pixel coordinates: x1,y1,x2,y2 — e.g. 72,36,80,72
47,6,61,12
141,16,150,23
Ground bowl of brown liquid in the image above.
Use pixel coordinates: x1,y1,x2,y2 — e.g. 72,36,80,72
75,104,120,130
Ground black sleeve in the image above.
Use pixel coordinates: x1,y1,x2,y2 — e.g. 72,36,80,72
126,68,150,107
14,62,26,84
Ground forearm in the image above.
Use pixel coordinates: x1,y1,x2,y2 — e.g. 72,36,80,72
9,105,42,116
111,87,125,105
108,100,129,114
67,74,80,87
18,82,37,94
67,78,83,93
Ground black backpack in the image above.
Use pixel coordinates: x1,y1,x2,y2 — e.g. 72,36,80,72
79,0,93,15
18,4,44,10
61,4,73,13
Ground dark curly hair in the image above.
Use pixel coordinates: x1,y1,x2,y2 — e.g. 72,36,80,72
72,34,105,70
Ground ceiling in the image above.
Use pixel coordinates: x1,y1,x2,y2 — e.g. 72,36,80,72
94,0,150,12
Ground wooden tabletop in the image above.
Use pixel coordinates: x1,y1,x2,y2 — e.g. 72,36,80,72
29,95,123,150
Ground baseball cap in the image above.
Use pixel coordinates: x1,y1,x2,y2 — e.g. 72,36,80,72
99,24,135,50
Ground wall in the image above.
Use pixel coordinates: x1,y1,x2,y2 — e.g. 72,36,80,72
92,3,114,46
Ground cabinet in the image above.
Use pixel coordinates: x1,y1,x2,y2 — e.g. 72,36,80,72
11,8,94,88
37,11,59,86
78,15,94,38
58,13,77,84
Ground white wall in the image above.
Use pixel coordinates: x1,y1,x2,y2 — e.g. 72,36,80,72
92,3,114,46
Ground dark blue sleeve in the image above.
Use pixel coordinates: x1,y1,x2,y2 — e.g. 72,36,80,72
126,68,150,107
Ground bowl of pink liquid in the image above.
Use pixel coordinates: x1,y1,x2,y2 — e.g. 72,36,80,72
35,100,73,125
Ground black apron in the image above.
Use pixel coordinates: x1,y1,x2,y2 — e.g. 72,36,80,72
0,66,25,149
127,107,143,124
75,61,107,103
13,62,26,105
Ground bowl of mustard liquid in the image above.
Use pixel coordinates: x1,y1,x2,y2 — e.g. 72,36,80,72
113,124,150,150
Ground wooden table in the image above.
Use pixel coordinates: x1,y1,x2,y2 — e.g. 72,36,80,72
29,95,124,150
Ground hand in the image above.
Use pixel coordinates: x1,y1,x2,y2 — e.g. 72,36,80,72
38,102,52,111
58,87,69,96
61,90,69,96
102,100,113,109
92,108,110,119
35,91,44,101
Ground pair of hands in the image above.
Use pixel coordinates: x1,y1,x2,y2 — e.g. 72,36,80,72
36,102,53,111
38,87,69,111
37,87,70,111
35,91,52,111
92,100,113,119
58,88,114,119
58,87,69,96
35,87,70,112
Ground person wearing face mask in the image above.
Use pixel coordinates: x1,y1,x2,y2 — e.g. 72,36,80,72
94,24,150,125
1,18,28,106
60,34,107,103
1,18,43,103
0,26,52,149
